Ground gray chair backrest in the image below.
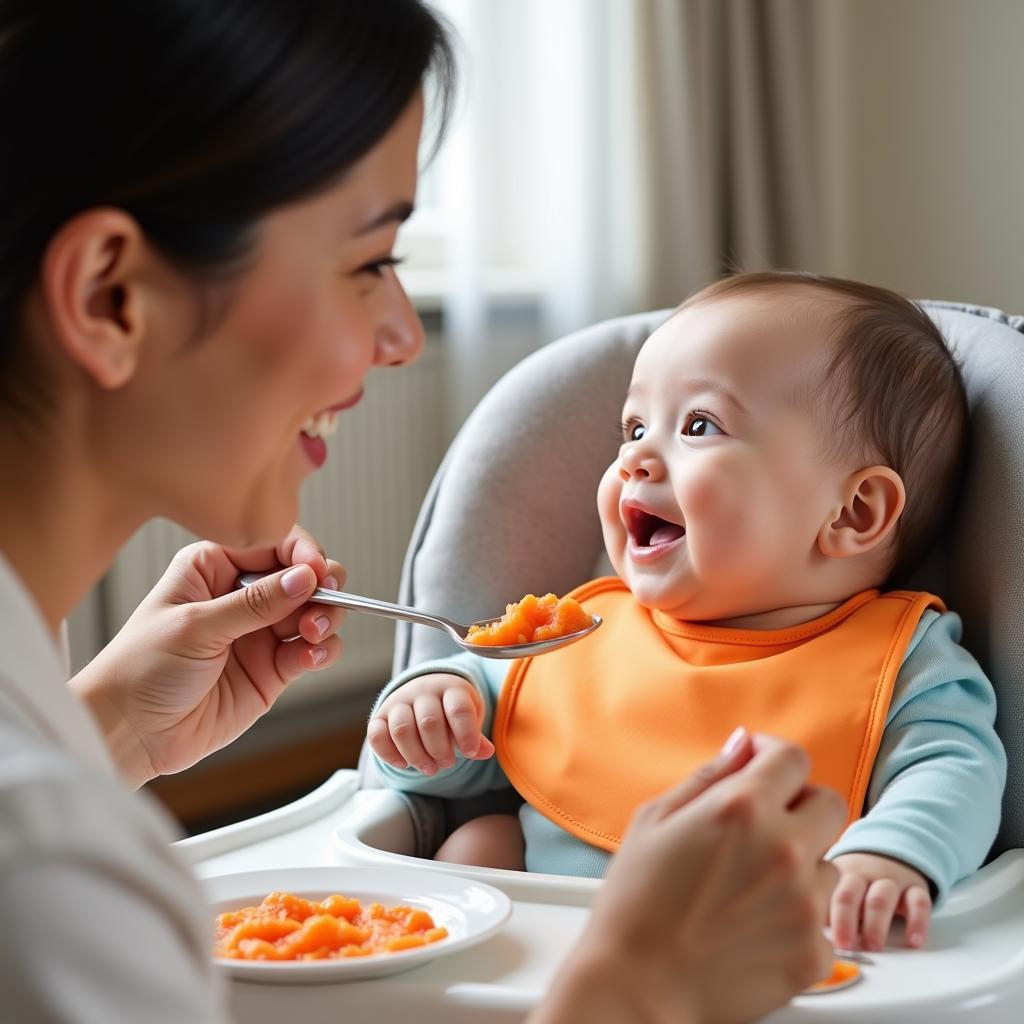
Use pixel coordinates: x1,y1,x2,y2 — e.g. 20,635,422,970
391,303,1024,856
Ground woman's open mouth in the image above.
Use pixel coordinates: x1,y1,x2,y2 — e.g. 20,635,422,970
298,389,363,469
623,504,686,561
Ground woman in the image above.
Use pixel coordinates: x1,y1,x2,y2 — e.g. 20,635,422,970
0,2,841,1021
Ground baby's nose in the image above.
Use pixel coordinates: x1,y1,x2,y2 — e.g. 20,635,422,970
619,463,650,481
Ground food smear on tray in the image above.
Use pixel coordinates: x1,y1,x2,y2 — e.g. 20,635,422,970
803,959,861,994
466,592,594,646
214,891,449,961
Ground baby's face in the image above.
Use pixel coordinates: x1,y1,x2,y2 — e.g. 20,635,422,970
597,290,853,623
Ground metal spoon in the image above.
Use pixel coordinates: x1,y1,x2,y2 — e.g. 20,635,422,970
238,573,602,658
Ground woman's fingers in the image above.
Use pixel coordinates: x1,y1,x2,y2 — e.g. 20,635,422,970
635,727,754,824
270,603,341,642
277,526,330,581
740,734,813,808
273,632,340,682
655,736,817,849
270,561,348,641
786,783,847,855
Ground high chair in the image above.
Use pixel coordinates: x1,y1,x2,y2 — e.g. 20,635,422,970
183,302,1024,1023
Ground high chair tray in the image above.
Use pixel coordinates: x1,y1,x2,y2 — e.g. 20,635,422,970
179,769,1024,1023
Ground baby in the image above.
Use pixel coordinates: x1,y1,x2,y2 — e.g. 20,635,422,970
367,271,1006,952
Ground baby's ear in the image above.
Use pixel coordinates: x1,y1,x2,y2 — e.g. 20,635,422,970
817,466,906,560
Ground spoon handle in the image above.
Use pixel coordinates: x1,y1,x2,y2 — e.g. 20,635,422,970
237,573,460,634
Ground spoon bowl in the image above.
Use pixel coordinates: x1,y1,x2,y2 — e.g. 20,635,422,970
238,573,602,658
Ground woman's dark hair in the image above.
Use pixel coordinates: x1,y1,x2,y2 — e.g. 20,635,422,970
0,0,455,402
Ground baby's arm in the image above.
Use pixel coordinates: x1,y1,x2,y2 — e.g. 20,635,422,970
827,610,1007,951
366,653,512,798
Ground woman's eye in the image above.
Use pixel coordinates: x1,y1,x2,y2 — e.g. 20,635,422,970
684,414,721,437
358,255,405,279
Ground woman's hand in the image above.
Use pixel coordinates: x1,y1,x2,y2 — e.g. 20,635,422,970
70,526,345,787
532,731,845,1024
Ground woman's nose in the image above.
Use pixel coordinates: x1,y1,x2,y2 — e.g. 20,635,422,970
371,270,425,367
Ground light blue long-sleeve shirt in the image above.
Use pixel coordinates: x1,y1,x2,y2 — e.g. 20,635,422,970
371,608,1006,902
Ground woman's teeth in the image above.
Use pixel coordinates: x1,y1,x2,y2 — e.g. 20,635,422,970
301,411,339,440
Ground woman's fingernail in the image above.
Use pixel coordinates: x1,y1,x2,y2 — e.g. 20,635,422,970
323,575,339,591
282,565,315,597
314,615,332,638
720,726,748,757
310,645,327,666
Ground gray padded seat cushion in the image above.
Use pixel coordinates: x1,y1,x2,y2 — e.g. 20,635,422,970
389,303,1024,856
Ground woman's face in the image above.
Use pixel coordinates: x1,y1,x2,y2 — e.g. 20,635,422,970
112,93,426,546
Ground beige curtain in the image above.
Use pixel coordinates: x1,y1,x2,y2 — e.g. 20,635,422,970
634,0,830,308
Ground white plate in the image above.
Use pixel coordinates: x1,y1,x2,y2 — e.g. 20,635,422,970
204,865,512,984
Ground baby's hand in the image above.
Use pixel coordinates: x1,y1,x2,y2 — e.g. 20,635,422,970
366,672,495,776
829,852,932,951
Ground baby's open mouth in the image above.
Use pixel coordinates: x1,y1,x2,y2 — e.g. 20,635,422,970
624,507,686,548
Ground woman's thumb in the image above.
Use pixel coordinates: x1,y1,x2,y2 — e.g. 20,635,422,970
642,727,754,821
204,565,318,642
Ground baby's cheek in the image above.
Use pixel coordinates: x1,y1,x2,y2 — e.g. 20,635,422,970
596,466,628,571
678,455,745,522
681,462,764,565
596,465,621,530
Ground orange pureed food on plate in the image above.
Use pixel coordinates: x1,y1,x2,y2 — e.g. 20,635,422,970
466,592,594,647
214,891,448,961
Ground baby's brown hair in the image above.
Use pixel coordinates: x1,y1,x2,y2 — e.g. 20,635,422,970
679,271,968,584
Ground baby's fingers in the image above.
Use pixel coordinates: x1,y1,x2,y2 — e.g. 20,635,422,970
901,885,932,948
413,693,458,769
366,715,407,769
861,878,900,951
828,872,867,951
442,687,491,759
387,702,437,775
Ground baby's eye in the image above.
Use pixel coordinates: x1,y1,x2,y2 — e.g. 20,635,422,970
683,412,722,437
621,419,646,442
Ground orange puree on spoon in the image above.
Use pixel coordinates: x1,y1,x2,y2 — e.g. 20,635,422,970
466,592,594,647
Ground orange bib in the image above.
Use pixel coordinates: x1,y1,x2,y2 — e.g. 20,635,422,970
493,578,942,852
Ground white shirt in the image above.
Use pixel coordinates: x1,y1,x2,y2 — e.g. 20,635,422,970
0,554,228,1022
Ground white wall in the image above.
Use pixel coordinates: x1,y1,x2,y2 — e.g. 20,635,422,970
827,0,1024,311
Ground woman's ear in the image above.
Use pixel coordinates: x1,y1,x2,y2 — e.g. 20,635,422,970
818,466,906,560
40,208,148,389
